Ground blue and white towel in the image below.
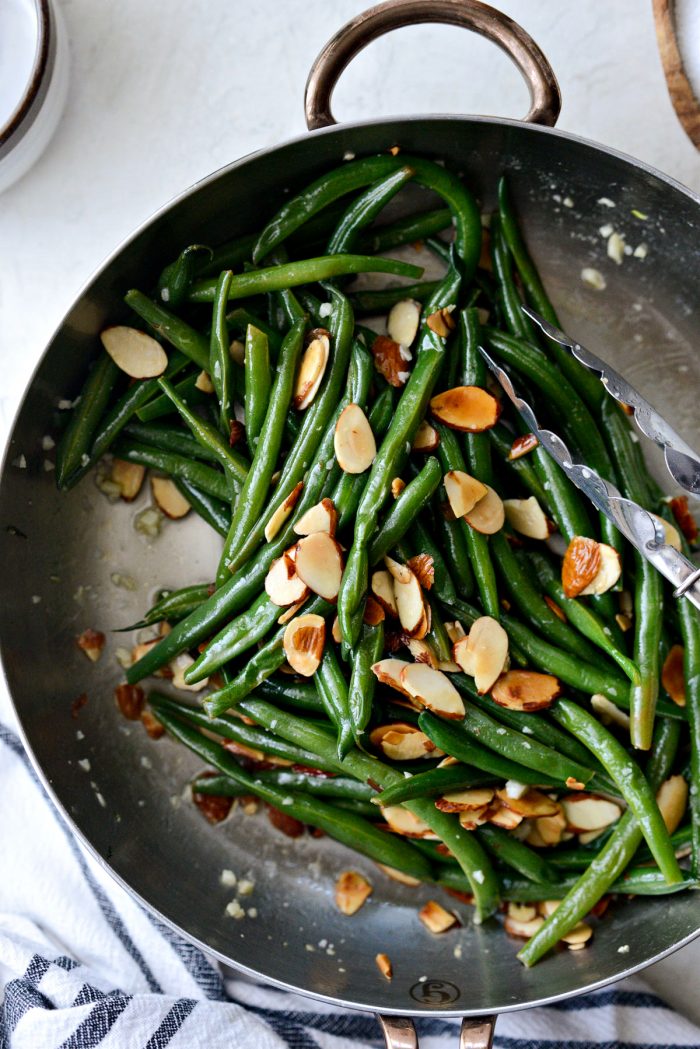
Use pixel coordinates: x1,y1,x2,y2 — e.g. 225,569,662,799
2,686,700,1049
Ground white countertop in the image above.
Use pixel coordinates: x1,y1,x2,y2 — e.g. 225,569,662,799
1,0,699,1020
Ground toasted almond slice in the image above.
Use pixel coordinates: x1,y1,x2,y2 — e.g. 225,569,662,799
457,616,509,694
406,554,434,591
293,333,330,410
101,326,168,379
130,639,157,664
388,298,421,348
371,570,399,617
141,709,165,739
444,621,467,644
426,306,456,337
430,386,500,432
439,660,462,673
111,459,145,501
331,614,342,642
363,596,386,626
370,723,438,761
295,532,343,601
491,670,561,712
497,789,561,819
615,612,633,632
229,339,245,365
195,370,215,393
524,809,567,847
562,793,622,832
509,433,538,460
464,486,505,534
544,595,567,622
653,513,682,551
435,788,495,813
562,536,601,597
412,420,439,452
561,922,593,949
537,899,561,918
283,613,325,676
372,658,412,696
487,801,523,830
76,628,106,663
381,805,437,838
151,477,191,519
391,477,406,498
277,597,309,625
508,902,538,923
661,644,686,706
444,470,488,518
265,554,309,606
375,953,393,980
578,828,606,845
656,775,688,834
419,900,458,934
591,693,631,730
376,864,421,887
393,568,427,637
293,498,338,537
264,482,304,541
170,652,209,692
335,870,372,915
405,638,439,668
669,495,698,544
566,777,586,790
384,555,412,584
371,334,409,388
504,496,550,540
505,913,544,939
334,403,376,473
400,663,465,719
579,542,622,596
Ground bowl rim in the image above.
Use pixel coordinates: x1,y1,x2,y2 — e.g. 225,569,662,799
0,0,52,153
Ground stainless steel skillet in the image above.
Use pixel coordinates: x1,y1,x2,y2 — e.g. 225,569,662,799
1,2,699,1046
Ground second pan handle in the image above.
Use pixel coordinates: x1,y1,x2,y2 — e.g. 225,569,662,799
305,0,561,130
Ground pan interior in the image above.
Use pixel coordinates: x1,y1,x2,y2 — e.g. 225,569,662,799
1,116,698,1016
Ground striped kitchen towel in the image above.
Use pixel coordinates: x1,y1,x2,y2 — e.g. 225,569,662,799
2,692,700,1049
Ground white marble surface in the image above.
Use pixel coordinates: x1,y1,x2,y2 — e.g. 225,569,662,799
1,0,699,1022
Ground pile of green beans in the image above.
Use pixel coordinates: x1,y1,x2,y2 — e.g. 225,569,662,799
56,150,699,963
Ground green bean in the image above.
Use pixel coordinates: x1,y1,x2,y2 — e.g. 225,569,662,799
487,424,549,505
419,713,559,787
155,705,433,880
227,306,282,354
316,645,354,756
426,598,453,664
134,370,206,423
217,318,305,584
374,764,497,807
122,421,218,463
188,254,424,304
678,586,700,875
349,280,441,315
110,438,230,501
599,397,655,508
157,377,248,488
359,206,452,254
158,244,213,308
118,582,211,630
441,868,697,904
192,773,379,818
366,457,442,564
518,714,680,964
194,232,257,279
56,354,122,488
551,699,682,883
490,214,537,344
244,325,271,450
529,442,595,542
497,176,603,411
476,824,558,884
436,424,500,618
634,823,693,866
459,307,494,486
208,269,234,432
256,676,325,714
194,770,375,801
628,556,662,750
186,593,281,683
173,478,231,537
327,166,415,254
124,290,210,370
432,509,475,601
348,622,384,743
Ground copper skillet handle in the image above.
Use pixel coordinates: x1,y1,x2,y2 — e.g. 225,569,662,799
305,0,561,130
377,1013,497,1048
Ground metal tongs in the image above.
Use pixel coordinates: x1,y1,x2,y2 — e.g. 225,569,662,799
479,307,700,612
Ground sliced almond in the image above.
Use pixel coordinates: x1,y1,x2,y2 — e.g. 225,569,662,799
363,595,386,626
509,433,538,460
111,459,145,502
454,616,509,694
579,542,622,596
406,554,434,591
101,326,168,379
277,597,308,625
393,568,428,637
372,658,412,697
504,913,544,939
376,864,421,887
141,709,165,739
653,513,682,551
388,298,421,348
375,953,393,980
497,789,561,819
412,420,439,452
430,386,500,432
334,403,376,473
384,555,412,584
544,595,567,622
661,644,686,706
591,693,631,730
426,306,456,338
229,339,245,365
435,788,495,813
419,900,458,934
170,652,209,692
670,495,698,544
331,614,342,642
370,723,438,761
503,496,550,540
444,621,467,644
293,497,338,537
335,870,372,915
371,335,409,388
76,628,106,663
578,828,606,845
400,663,465,719
562,536,601,598
265,554,309,606
444,470,488,518
294,533,343,601
371,570,398,617
391,477,406,498
656,775,688,834
615,612,633,632
561,922,593,949
562,793,622,832
491,670,561,712
405,638,439,668
525,808,567,847
508,902,538,923
537,899,560,918
264,481,304,542
487,801,523,830
282,613,325,676
293,332,329,410
151,477,191,519
195,370,215,393
381,805,437,839
464,486,505,535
